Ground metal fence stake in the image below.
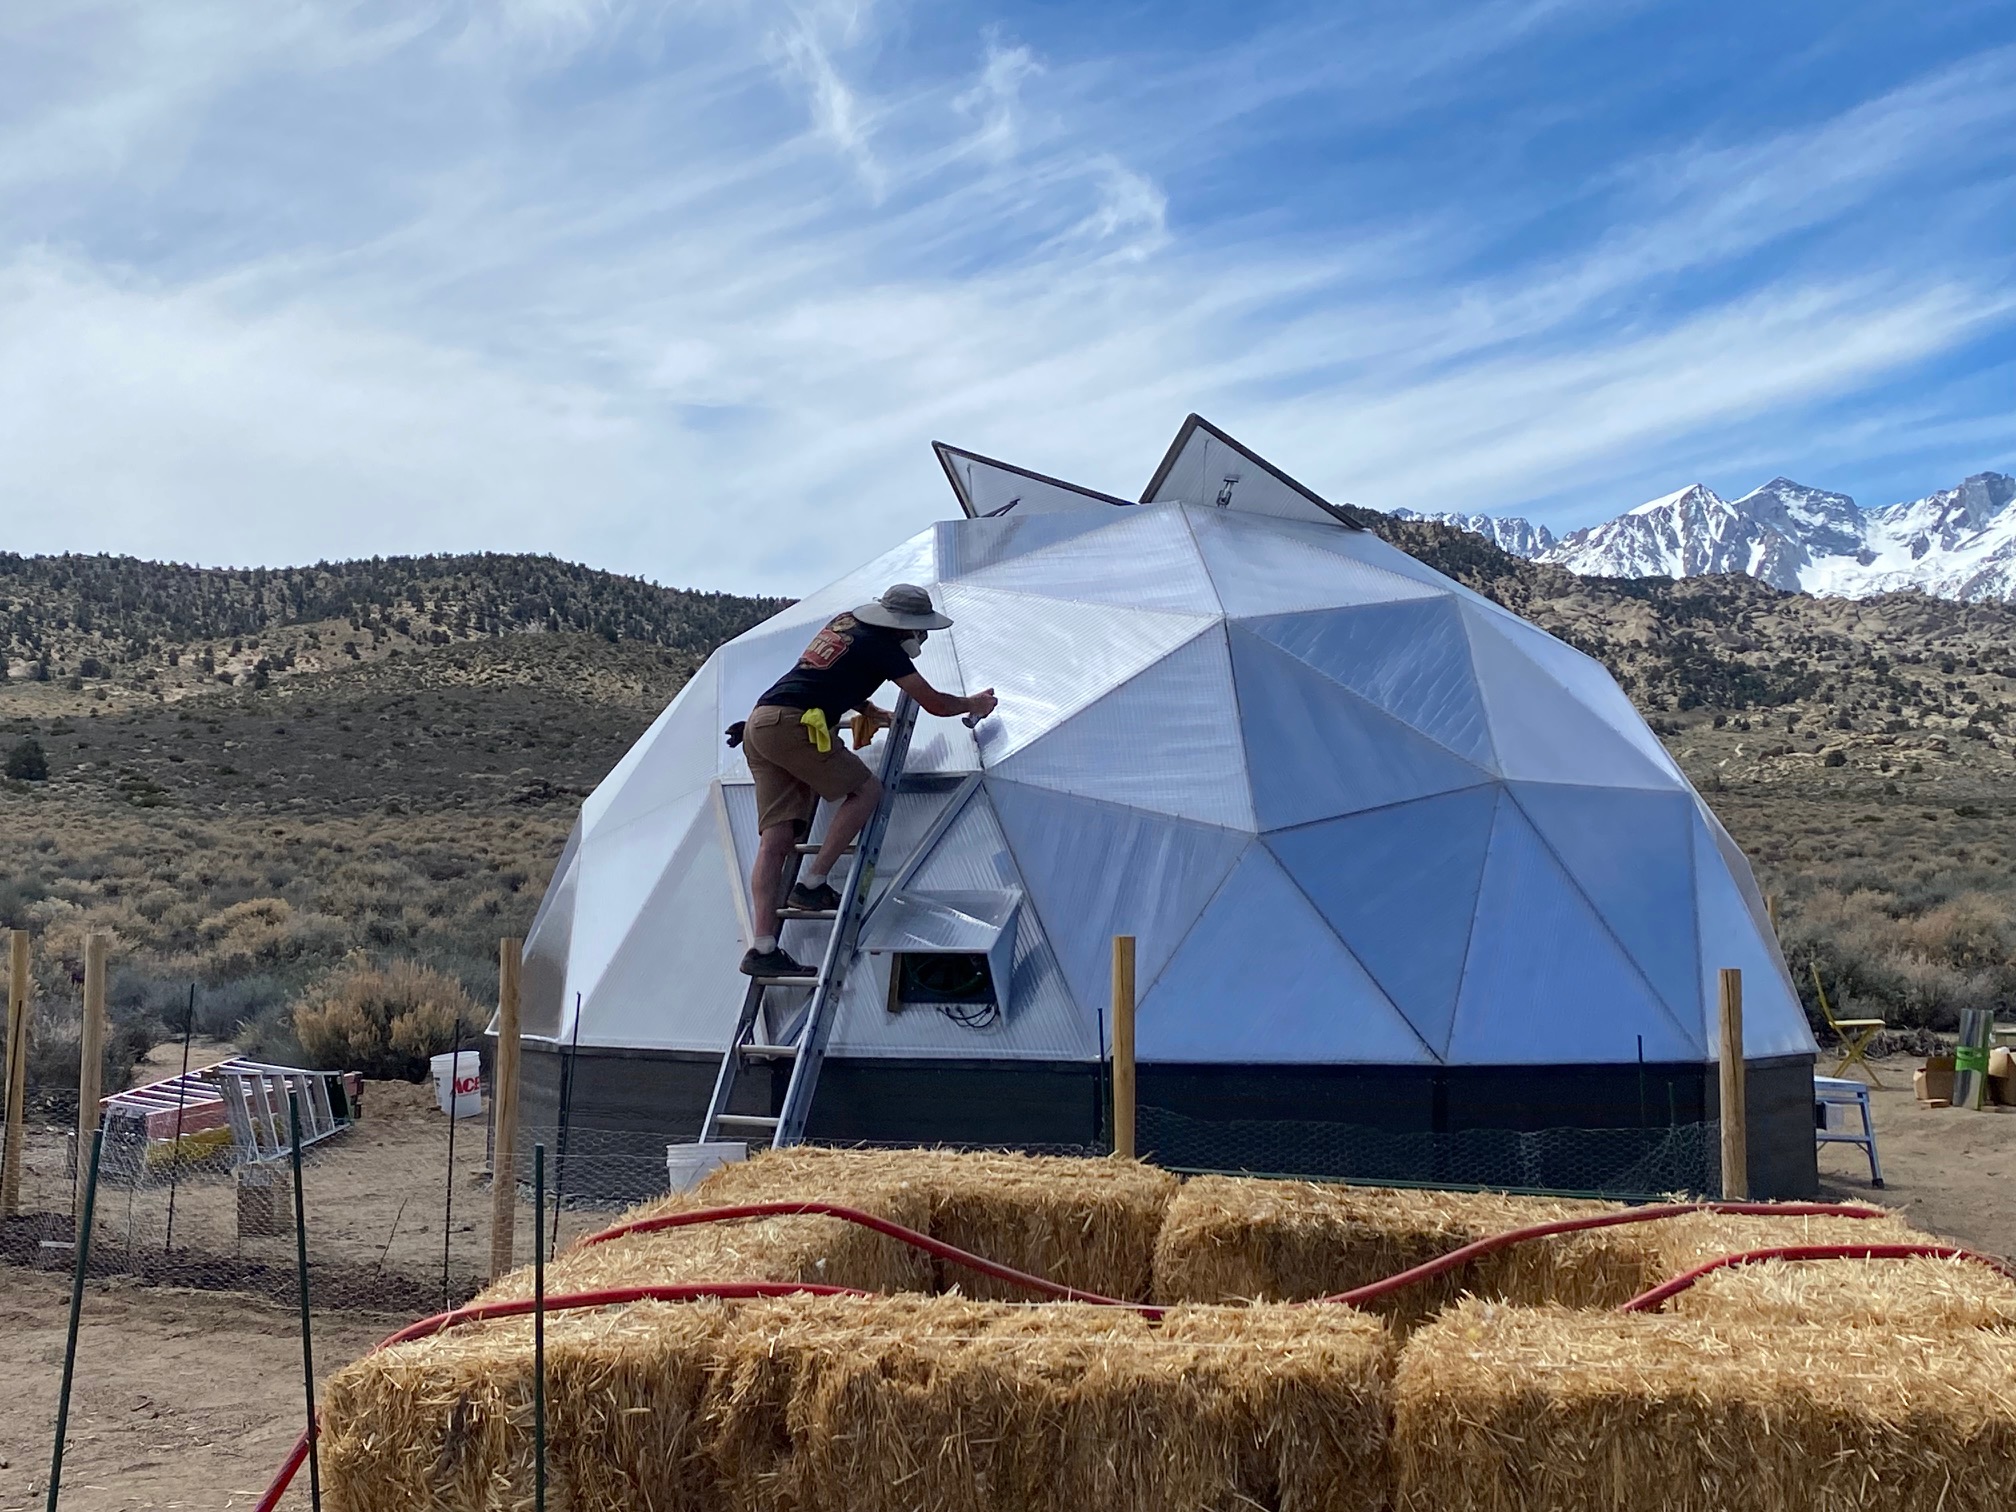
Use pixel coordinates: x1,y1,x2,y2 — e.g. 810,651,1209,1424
45,1128,104,1512
443,1022,462,1310
534,1141,547,1512
290,1094,323,1512
164,985,196,1253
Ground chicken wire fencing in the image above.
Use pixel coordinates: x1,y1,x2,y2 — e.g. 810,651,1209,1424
1,1107,680,1316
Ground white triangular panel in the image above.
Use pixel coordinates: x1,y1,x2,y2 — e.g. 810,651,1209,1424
1245,598,1496,770
519,820,581,1040
1447,799,1702,1064
1142,416,1349,528
1139,846,1435,1064
565,784,713,1034
1692,808,1814,1060
1188,507,1442,617
935,443,1132,518
961,506,1219,614
989,778,1247,1015
1231,627,1494,831
996,627,1256,830
1461,603,1685,792
939,584,1215,764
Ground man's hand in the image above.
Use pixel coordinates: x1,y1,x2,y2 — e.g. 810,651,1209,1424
963,688,999,720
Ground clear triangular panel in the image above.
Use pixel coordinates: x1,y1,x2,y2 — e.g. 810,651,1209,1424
1509,782,1702,1028
1138,846,1436,1064
1265,784,1501,1059
942,585,1217,764
738,530,943,641
831,787,1097,1060
1460,602,1684,792
994,626,1256,830
1244,597,1496,769
579,659,721,835
1447,796,1704,1064
577,793,747,1052
988,778,1248,1016
1188,507,1444,617
959,506,1220,615
1142,418,1346,528
940,511,1127,579
1691,808,1815,1059
1230,627,1494,831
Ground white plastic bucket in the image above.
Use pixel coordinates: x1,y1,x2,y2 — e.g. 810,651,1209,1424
666,1140,746,1193
430,1051,482,1119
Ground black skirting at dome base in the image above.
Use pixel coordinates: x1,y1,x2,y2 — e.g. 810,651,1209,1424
506,1039,1819,1201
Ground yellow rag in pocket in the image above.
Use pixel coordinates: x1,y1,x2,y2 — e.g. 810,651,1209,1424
800,708,832,753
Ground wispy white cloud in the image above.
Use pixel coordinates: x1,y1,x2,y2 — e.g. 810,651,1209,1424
0,0,2009,589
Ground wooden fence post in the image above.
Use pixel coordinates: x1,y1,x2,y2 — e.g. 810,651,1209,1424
1111,936,1136,1161
489,937,524,1280
3,930,32,1217
77,934,109,1220
1718,967,1747,1200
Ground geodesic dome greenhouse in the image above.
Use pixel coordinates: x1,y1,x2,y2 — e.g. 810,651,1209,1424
510,417,1821,1198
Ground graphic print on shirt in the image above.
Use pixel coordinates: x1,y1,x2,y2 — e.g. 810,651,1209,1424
800,613,859,671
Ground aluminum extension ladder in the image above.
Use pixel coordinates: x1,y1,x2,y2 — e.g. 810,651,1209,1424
700,695,920,1150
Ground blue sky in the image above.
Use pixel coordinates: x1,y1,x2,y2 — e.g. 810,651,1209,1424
2,0,2012,592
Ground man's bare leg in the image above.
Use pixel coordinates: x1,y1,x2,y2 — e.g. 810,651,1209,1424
750,822,797,946
805,775,882,890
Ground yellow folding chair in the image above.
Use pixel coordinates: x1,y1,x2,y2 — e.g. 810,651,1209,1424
1812,962,1885,1087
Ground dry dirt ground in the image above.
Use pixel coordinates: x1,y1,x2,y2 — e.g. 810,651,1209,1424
2,1053,2012,1511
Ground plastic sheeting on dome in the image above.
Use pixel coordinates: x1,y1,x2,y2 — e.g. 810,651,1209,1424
520,416,1814,1079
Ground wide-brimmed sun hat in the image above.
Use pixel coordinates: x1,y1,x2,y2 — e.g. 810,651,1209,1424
853,583,953,631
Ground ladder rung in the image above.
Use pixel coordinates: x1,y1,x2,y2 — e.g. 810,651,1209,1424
741,1043,800,1060
715,1114,780,1131
777,908,838,921
752,973,820,987
792,843,856,855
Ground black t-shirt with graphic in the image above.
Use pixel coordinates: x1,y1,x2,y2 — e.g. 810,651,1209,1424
756,613,917,727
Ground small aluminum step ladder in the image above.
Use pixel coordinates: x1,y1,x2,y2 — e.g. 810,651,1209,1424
701,695,920,1150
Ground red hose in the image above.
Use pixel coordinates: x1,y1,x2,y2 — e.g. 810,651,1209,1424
1319,1201,1888,1307
1619,1242,2016,1312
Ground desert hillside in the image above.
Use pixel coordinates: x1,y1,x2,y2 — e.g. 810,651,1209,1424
3,533,2012,1089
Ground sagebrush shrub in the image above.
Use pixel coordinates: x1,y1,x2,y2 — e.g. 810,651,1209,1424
292,959,481,1080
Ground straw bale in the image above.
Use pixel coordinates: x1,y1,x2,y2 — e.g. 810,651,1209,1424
322,1298,733,1512
1153,1176,1655,1323
710,1293,1392,1512
1393,1300,2016,1512
1670,1254,2016,1332
644,1145,1179,1301
1645,1205,1924,1275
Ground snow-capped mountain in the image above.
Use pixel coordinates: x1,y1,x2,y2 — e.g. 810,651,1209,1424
1411,472,2016,602
1391,509,1557,557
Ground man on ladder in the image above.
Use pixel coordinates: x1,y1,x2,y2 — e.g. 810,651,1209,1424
734,583,996,978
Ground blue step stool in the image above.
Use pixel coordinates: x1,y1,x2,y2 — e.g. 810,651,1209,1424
1813,1075,1883,1188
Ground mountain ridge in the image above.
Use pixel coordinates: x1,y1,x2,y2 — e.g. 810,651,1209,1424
1405,469,2016,602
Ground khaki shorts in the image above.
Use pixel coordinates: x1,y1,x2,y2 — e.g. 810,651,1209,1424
743,705,874,834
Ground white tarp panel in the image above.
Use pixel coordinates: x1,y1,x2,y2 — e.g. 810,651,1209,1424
1188,507,1442,617
1461,603,1686,792
1140,846,1436,1063
942,584,1215,765
961,506,1220,615
566,784,711,1013
1691,807,1815,1059
1448,797,1703,1064
995,626,1256,830
1230,626,1494,832
989,776,1247,1017
1266,784,1501,1059
518,820,581,1040
1244,598,1497,770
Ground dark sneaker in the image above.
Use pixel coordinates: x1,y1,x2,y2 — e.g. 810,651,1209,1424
740,945,810,978
789,881,843,912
